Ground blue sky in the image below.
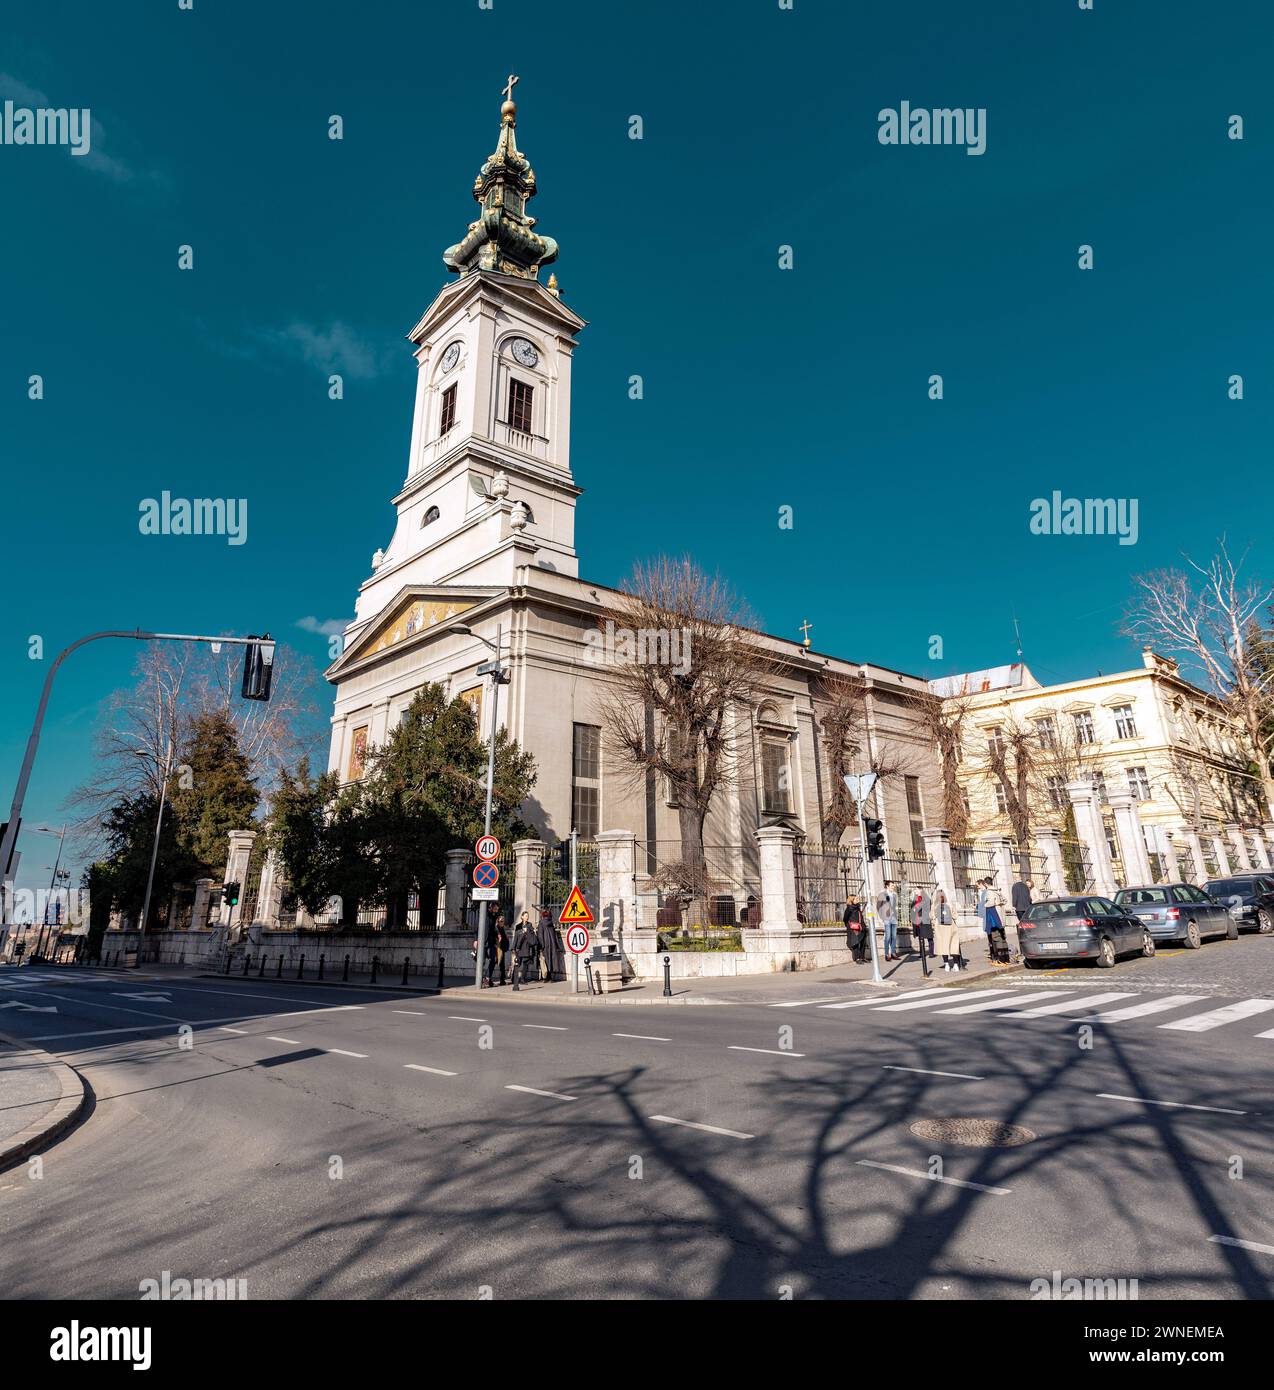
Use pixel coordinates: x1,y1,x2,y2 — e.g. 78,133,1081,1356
2,0,1271,886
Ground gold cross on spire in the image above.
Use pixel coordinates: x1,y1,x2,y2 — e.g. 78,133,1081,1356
502,73,520,103
799,619,813,649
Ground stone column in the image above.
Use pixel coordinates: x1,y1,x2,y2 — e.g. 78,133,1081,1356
1264,825,1274,870
595,830,641,947
1108,791,1152,886
1226,825,1252,871
921,826,957,905
221,830,257,929
443,848,470,929
756,824,798,932
1160,829,1181,884
1032,825,1066,900
190,877,216,931
1251,829,1272,871
513,839,545,925
981,835,1017,907
1067,781,1116,896
1211,831,1232,876
254,849,282,927
1182,826,1206,884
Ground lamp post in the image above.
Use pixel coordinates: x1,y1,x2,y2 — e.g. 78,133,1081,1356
29,824,67,962
452,623,510,989
131,741,175,969
844,772,883,985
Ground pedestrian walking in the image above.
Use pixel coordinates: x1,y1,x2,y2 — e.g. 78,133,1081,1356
843,895,867,963
934,888,961,971
911,887,933,967
976,878,989,932
1012,877,1034,921
877,881,899,961
984,881,1011,963
493,915,509,986
511,914,539,991
537,908,565,982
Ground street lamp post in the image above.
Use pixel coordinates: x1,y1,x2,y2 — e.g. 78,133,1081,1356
29,824,67,963
453,623,510,989
844,772,883,985
133,740,175,969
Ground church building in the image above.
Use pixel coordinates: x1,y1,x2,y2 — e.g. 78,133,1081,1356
324,85,943,917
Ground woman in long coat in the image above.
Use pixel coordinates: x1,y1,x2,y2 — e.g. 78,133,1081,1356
537,908,565,982
511,913,539,989
842,895,866,963
933,889,961,971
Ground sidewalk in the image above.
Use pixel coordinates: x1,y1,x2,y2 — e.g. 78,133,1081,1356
0,1033,89,1170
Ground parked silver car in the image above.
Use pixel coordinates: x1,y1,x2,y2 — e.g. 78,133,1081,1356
1113,883,1235,948
1019,895,1155,969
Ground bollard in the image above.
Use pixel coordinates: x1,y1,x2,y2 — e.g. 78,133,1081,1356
318,953,325,981
258,953,265,977
401,956,409,986
243,952,251,976
224,952,232,976
370,954,379,985
662,954,672,998
276,954,283,979
436,953,445,991
342,954,350,983
298,954,305,980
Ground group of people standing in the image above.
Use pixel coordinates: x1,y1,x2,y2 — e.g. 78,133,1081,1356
843,881,994,973
475,908,566,989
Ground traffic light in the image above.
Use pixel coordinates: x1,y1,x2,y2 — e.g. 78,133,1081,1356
240,635,275,702
556,841,570,879
223,881,241,908
864,818,886,861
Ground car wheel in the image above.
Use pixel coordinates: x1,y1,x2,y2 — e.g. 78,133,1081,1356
1096,937,1116,968
1141,931,1156,958
1259,909,1274,936
1023,957,1041,970
1183,921,1202,949
1226,915,1239,940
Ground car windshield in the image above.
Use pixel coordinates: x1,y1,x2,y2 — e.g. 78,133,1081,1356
1025,901,1086,920
1115,888,1169,905
1205,880,1253,898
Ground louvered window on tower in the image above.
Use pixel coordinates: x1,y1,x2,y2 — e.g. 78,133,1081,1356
439,384,457,436
508,378,534,434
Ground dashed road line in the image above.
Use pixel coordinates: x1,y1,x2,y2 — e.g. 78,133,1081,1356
506,1084,576,1102
405,1064,457,1077
613,1033,671,1042
882,1064,982,1080
1096,1093,1247,1116
727,1045,805,1058
326,1049,367,1059
266,1036,302,1045
449,1016,486,1023
649,1114,754,1140
1209,1234,1274,1257
856,1159,1010,1196
522,1024,568,1031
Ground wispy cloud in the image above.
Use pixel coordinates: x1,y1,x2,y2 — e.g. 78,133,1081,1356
264,321,388,380
0,72,138,182
296,616,349,638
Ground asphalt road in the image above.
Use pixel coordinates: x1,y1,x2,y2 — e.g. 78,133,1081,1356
3,936,1274,1300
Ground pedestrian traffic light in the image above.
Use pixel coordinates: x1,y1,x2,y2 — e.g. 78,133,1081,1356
224,881,241,908
240,635,275,702
556,841,570,879
864,818,886,861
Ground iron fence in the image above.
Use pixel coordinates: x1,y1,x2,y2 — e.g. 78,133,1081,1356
1057,838,1095,894
951,845,998,911
639,840,762,929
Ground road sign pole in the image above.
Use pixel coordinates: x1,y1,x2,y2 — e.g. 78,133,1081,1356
473,623,503,990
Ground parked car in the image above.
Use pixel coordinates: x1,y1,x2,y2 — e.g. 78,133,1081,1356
1018,895,1155,969
1202,873,1274,935
1113,883,1235,948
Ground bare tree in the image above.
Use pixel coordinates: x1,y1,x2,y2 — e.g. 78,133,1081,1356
594,558,774,905
1124,541,1274,817
905,689,972,841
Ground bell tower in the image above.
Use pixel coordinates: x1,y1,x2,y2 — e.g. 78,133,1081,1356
348,80,587,633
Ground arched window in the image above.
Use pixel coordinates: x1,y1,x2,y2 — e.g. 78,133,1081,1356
421,506,440,527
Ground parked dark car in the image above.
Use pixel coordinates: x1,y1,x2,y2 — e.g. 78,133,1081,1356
1202,874,1274,935
1019,895,1155,969
1113,883,1235,948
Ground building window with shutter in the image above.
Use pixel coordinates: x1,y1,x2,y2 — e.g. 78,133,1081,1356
905,775,924,853
508,378,534,434
439,384,457,437
1113,704,1137,739
761,739,792,814
572,723,601,838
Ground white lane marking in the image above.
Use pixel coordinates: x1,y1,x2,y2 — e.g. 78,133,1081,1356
933,992,1052,1015
393,1010,428,1016
506,1084,576,1102
1072,994,1207,1023
856,1159,1010,1196
220,1027,249,1035
769,996,844,1008
1096,1093,1247,1116
273,1005,364,1017
162,983,366,1009
1209,1234,1274,1257
649,1114,754,1140
326,1048,368,1058
613,1033,671,1042
266,1036,303,1045
449,1016,486,1023
874,988,1013,1012
1159,999,1274,1033
727,1045,806,1058
405,1064,457,1077
818,988,939,1011
1001,992,1135,1018
522,1024,568,1031
882,1064,983,1080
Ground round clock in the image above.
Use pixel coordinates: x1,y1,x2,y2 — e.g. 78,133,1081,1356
510,337,539,368
440,341,461,373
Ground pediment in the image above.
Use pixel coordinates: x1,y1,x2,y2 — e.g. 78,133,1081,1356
327,585,503,677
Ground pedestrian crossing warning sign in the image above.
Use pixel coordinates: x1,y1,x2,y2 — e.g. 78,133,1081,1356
558,885,594,925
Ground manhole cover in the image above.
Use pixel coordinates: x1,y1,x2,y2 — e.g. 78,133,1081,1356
909,1118,1036,1148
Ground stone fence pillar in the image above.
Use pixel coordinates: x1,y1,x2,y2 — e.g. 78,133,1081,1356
1226,825,1252,872
1182,826,1206,884
444,848,470,929
1251,829,1272,872
222,830,257,931
1159,829,1181,883
1033,825,1066,900
190,878,216,931
1108,791,1152,886
1211,831,1232,877
921,826,956,906
254,849,282,927
1067,782,1116,897
513,839,544,926
981,836,1017,910
596,830,641,948
757,825,798,932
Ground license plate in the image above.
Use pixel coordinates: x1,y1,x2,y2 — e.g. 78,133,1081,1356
1040,942,1069,952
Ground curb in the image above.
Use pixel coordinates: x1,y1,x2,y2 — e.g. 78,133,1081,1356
0,1032,89,1172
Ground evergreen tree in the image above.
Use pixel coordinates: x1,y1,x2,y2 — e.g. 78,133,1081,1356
169,710,259,877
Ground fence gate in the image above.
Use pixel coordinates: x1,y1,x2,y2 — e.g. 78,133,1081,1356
539,841,599,923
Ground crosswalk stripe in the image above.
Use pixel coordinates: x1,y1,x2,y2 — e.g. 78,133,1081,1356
873,988,1012,1012
933,992,1056,1015
817,988,939,1010
1159,999,1274,1033
1000,992,1136,1018
1072,994,1207,1023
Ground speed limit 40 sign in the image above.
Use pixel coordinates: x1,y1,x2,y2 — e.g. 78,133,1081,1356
475,835,500,861
564,925,590,956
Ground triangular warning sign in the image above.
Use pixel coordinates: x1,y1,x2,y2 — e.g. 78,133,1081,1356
558,885,594,925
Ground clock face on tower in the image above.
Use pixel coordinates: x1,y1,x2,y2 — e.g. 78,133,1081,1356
440,341,462,373
509,337,539,368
